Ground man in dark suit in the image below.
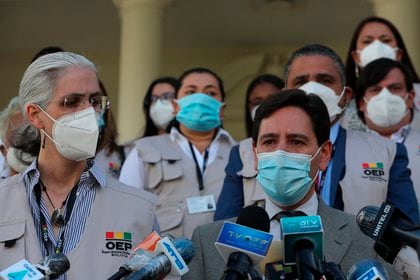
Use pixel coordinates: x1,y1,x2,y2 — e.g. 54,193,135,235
184,90,398,279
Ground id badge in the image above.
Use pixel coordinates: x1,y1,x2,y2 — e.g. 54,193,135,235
186,195,216,214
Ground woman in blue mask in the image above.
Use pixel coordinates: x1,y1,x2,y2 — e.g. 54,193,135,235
119,67,236,238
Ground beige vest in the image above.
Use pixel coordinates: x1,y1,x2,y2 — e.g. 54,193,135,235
404,128,420,203
135,134,234,238
0,175,157,280
341,130,394,215
237,138,265,207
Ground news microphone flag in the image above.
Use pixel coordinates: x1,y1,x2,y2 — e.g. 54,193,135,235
215,221,273,265
281,215,324,265
0,259,45,280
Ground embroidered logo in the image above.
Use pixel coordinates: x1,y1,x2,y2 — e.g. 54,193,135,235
102,231,132,258
361,162,386,182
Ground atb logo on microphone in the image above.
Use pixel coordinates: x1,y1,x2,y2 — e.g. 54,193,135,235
361,162,386,182
102,231,133,258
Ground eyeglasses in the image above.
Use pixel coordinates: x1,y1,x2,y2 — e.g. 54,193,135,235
61,95,111,112
150,92,175,103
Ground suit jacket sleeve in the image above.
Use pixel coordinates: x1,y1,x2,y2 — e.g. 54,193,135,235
387,143,419,223
214,145,245,221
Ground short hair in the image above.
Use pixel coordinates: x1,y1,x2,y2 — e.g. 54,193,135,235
176,67,226,101
284,44,346,87
244,74,284,137
355,58,414,123
252,89,330,146
345,16,420,90
142,76,178,137
14,52,97,158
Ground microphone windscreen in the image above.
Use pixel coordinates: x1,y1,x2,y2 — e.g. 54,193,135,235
36,253,70,277
236,205,270,232
173,237,195,264
356,205,379,236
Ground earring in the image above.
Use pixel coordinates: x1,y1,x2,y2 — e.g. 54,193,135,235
42,135,46,149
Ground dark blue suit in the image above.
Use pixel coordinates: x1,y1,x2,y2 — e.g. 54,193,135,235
214,127,419,223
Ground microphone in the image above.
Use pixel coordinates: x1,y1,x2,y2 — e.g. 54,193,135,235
356,202,420,262
0,253,70,280
124,237,194,280
346,259,390,280
281,215,324,280
107,231,162,280
215,205,273,280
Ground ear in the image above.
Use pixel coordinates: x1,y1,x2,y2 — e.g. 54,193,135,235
406,89,415,109
358,95,368,114
219,103,226,119
396,48,403,62
171,100,179,115
252,141,258,172
319,140,332,172
26,104,44,129
351,50,361,67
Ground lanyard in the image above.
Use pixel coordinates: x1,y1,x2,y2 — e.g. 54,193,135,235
317,145,336,195
35,182,79,254
188,142,209,192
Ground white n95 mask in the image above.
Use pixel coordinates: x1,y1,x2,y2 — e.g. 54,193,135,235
39,106,99,161
364,88,408,128
358,40,398,67
299,81,345,121
149,99,175,129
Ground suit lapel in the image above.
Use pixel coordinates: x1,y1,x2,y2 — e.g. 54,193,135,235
318,199,352,264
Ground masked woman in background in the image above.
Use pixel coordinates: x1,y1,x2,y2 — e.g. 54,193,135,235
120,67,236,238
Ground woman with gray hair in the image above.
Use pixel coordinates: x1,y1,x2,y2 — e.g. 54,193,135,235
0,52,158,279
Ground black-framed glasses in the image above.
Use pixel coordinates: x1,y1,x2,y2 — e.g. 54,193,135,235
62,95,111,112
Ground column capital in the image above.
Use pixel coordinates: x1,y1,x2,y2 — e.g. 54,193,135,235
113,0,175,11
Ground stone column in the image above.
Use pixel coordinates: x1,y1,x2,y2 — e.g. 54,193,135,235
113,0,174,143
370,0,420,72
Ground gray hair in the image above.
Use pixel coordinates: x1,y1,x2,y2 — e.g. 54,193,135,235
14,52,97,158
0,96,22,142
284,44,346,87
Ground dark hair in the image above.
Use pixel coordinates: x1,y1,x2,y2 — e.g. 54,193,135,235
31,46,64,63
176,67,226,101
245,74,284,137
97,81,120,155
284,44,346,86
142,76,178,137
355,58,414,123
252,89,330,146
345,16,420,90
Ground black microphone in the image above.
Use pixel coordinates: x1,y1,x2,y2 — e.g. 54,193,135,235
107,249,156,280
356,202,420,262
220,205,271,280
124,237,194,280
0,253,70,280
35,253,70,279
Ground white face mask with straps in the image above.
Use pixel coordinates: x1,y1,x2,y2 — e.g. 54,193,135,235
38,106,99,161
299,81,345,122
357,40,398,67
364,88,408,128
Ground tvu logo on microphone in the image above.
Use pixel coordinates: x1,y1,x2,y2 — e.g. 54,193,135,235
226,231,270,246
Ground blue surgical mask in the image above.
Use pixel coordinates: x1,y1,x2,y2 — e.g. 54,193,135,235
176,93,223,132
95,111,106,130
256,147,322,206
